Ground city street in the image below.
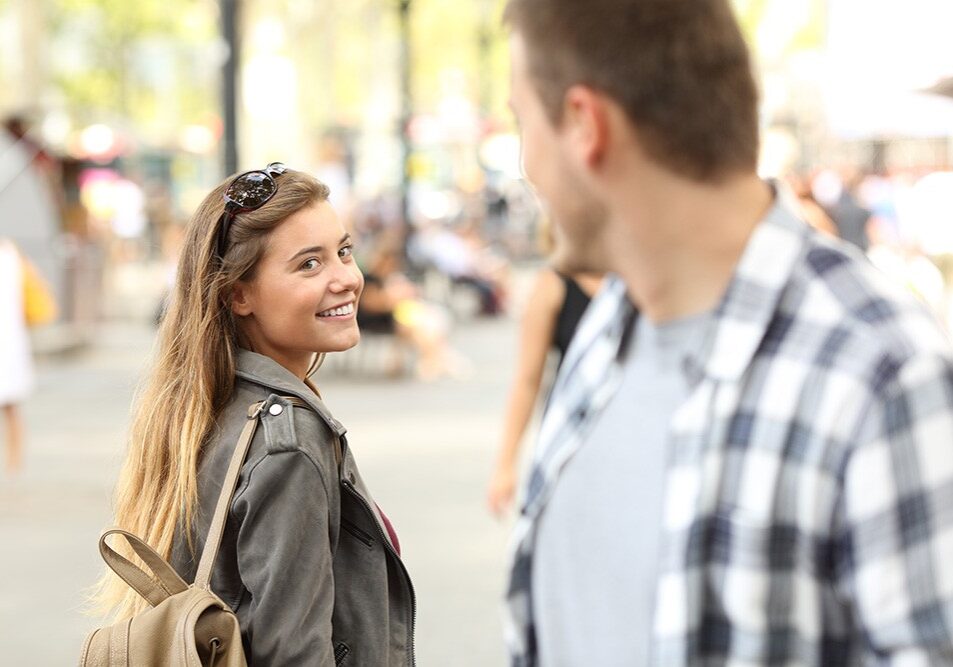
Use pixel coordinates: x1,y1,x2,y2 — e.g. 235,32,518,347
0,296,529,665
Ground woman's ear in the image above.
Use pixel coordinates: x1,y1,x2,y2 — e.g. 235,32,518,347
231,281,254,317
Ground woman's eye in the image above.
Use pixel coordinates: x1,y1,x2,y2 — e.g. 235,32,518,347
339,245,354,259
301,258,320,271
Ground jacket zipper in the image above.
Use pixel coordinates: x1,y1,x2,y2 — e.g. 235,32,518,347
245,385,411,662
342,479,417,666
334,641,350,665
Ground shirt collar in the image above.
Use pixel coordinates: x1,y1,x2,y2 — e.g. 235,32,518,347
556,275,633,383
690,184,811,382
234,348,346,435
583,183,810,385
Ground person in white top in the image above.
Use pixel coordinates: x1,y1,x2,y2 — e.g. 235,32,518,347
0,238,34,473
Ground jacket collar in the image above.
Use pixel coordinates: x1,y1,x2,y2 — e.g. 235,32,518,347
688,185,812,384
234,349,346,436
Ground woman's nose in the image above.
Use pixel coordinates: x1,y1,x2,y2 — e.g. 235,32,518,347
329,262,363,293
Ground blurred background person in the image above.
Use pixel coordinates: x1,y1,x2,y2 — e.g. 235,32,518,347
486,265,604,517
0,238,35,474
812,167,873,251
415,219,509,317
358,244,467,380
786,172,838,237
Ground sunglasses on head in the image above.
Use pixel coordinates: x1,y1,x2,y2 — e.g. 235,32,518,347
216,162,288,258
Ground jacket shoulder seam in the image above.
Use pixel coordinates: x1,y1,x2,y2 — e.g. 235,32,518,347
233,448,332,511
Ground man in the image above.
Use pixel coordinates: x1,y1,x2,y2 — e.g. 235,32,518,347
503,1,953,665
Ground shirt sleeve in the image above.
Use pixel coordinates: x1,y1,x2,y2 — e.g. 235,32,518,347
840,352,953,662
232,449,336,665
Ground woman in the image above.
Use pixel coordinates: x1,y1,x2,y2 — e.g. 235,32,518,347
486,267,604,517
94,165,415,665
0,238,34,474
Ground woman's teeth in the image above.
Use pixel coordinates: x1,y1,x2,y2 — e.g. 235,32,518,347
318,303,354,317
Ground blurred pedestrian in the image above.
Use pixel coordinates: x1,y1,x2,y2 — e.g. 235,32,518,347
813,168,872,251
786,172,838,238
91,165,415,664
0,238,33,474
503,0,953,664
419,221,508,316
358,246,466,380
486,267,603,517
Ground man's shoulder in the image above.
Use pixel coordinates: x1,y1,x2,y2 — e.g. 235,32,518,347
795,234,945,345
777,234,951,375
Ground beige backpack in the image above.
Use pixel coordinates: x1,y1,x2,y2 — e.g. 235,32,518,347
80,400,280,666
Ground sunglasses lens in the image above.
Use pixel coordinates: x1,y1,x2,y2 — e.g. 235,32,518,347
225,172,276,210
217,164,287,257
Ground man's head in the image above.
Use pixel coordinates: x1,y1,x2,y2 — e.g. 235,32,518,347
506,0,760,270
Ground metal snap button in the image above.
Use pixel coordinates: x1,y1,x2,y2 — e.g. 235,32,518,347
268,403,283,416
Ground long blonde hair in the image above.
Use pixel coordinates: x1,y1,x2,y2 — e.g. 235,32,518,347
92,169,330,619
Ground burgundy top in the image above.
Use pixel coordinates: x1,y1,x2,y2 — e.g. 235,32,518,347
376,503,401,556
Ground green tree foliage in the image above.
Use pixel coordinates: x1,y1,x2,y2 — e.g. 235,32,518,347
254,0,510,137
48,0,218,135
732,0,825,61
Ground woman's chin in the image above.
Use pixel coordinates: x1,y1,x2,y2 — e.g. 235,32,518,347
318,331,361,354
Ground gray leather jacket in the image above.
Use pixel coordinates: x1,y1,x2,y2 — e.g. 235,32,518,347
171,350,416,666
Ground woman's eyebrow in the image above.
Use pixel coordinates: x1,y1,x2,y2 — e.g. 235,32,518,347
287,234,351,263
287,245,322,263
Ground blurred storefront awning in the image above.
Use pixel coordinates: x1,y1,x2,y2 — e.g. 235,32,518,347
924,76,953,99
824,0,953,139
825,90,953,140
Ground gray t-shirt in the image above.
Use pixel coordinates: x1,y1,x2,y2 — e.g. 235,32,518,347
532,311,710,667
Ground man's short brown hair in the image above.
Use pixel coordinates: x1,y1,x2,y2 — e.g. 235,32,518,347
505,0,760,182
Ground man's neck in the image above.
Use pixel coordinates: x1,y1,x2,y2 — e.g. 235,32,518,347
605,171,774,323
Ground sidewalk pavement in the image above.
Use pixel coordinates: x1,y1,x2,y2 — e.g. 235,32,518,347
0,299,530,665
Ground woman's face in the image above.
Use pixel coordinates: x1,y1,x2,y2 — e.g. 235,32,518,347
231,201,364,378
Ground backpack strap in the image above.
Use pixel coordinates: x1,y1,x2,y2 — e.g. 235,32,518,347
193,400,266,590
99,396,340,604
98,403,268,604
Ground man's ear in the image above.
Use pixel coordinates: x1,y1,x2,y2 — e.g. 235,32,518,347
231,281,253,317
563,85,609,169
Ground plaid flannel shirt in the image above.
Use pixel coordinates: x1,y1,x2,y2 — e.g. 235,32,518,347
504,195,953,666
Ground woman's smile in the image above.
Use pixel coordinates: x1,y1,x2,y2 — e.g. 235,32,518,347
317,301,356,319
